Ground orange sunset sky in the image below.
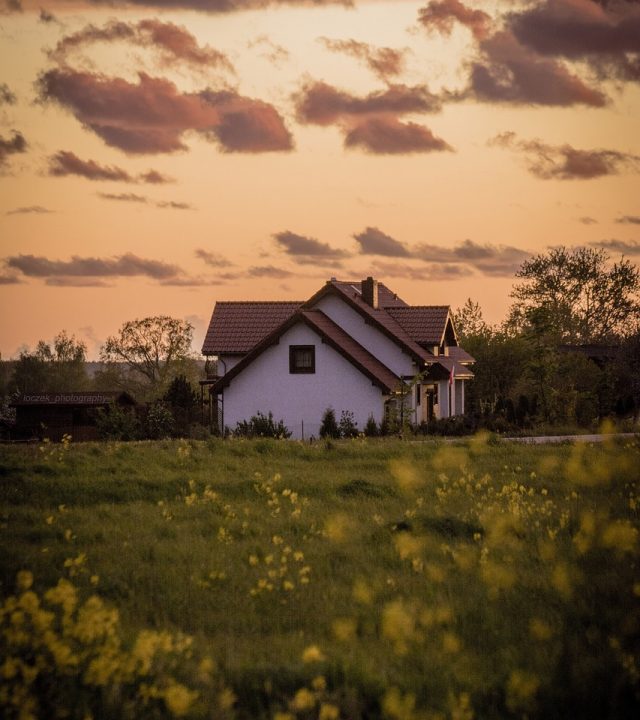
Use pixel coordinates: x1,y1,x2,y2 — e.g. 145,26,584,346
1,0,639,358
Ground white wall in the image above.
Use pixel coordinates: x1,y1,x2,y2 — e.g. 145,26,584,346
218,355,243,374
222,322,386,439
314,295,417,378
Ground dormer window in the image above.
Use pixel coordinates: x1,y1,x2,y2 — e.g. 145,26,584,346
289,345,315,374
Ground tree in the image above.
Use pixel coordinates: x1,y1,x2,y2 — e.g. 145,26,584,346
452,298,491,340
11,331,88,394
100,316,194,397
508,246,640,342
163,374,198,436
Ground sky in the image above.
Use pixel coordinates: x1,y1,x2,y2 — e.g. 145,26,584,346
1,0,639,359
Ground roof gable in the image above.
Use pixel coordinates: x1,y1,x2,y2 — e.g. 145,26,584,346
304,280,433,365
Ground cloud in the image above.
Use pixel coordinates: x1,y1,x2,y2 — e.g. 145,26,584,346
247,265,293,278
489,132,640,179
344,116,452,154
470,30,607,107
369,260,473,281
418,0,492,40
39,8,57,23
6,206,53,215
509,0,640,82
616,215,640,225
6,253,182,279
273,230,350,258
414,238,530,276
589,238,640,255
0,83,16,105
45,277,112,287
354,227,411,257
38,68,293,155
295,81,442,125
3,0,22,13
51,19,234,73
319,38,408,80
69,0,353,12
139,169,173,184
579,216,598,224
353,228,529,276
98,192,148,203
156,200,192,210
49,151,174,184
0,131,27,169
248,35,289,66
0,273,22,285
195,249,234,267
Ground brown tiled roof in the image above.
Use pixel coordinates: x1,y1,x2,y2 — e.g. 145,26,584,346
430,356,475,379
202,301,302,355
447,346,475,364
330,280,409,308
385,306,451,346
301,310,400,391
213,309,400,394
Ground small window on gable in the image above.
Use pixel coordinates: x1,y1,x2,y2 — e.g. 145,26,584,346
289,345,315,374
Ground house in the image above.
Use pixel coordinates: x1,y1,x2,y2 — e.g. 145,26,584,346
10,391,136,441
202,277,474,438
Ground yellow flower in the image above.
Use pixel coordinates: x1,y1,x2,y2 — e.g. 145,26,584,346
291,687,315,711
311,675,326,691
164,682,198,717
17,570,33,592
319,703,340,720
506,670,539,712
301,645,325,664
332,617,357,642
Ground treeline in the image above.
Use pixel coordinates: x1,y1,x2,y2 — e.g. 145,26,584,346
0,316,206,438
453,246,640,431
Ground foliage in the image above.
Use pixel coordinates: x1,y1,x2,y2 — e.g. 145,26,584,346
0,571,231,720
319,407,340,439
145,402,175,440
364,414,379,437
338,409,359,438
508,246,640,342
164,375,198,437
100,316,194,397
10,331,88,394
233,411,291,439
95,404,139,441
1,438,639,719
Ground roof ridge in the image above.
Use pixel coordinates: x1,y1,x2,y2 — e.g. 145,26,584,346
214,300,304,305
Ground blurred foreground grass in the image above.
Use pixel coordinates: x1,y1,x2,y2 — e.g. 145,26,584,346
1,435,639,719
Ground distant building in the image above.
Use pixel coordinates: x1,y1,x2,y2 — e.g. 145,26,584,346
202,277,475,438
11,392,136,441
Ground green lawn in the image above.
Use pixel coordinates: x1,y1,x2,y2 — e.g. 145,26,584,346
1,436,639,719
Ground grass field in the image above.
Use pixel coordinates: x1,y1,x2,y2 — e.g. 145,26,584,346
1,436,639,719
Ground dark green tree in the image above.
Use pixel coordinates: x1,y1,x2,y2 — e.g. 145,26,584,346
11,331,88,394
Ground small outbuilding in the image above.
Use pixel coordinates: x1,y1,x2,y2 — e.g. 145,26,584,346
10,392,136,441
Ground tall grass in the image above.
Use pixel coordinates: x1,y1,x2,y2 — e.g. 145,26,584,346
1,436,639,719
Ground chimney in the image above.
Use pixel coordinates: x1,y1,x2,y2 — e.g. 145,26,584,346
362,276,378,309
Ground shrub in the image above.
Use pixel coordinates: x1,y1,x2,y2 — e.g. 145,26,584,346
319,408,340,439
145,402,175,439
234,412,291,439
339,409,359,438
364,414,379,437
95,404,139,441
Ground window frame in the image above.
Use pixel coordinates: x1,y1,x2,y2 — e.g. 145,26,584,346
289,345,316,374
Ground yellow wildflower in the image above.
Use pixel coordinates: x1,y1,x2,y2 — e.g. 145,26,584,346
301,645,325,663
164,682,198,717
291,687,315,711
319,702,340,720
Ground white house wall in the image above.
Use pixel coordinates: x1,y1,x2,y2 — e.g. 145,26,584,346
222,322,386,439
218,355,243,374
314,294,416,378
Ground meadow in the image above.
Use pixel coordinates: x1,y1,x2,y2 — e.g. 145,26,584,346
1,435,639,720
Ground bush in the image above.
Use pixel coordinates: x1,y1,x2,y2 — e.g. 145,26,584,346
145,402,175,439
234,412,291,439
95,404,139,441
339,409,359,438
364,414,379,437
319,408,340,439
